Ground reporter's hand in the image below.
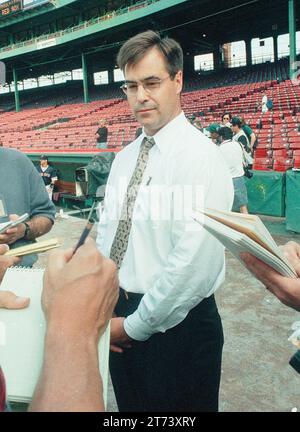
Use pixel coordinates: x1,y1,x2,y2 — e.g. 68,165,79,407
0,291,30,309
280,241,300,275
0,244,28,309
0,244,21,282
241,251,300,312
0,214,26,245
43,238,119,341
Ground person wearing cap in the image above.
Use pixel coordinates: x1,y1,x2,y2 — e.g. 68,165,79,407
0,147,55,268
231,117,251,154
206,123,221,144
217,127,249,214
239,117,257,152
36,155,58,200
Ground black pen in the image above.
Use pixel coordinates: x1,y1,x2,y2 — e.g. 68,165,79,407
73,201,97,254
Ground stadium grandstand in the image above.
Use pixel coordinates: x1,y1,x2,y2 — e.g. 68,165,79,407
0,0,298,210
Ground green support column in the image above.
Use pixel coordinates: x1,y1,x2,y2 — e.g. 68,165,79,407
213,44,223,71
108,69,114,84
273,34,278,63
246,39,252,66
288,0,297,80
9,33,14,45
13,67,20,112
81,53,89,104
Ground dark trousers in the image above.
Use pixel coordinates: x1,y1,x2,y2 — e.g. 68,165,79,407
110,289,224,412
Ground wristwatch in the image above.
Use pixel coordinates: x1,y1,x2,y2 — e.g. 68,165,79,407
23,222,31,240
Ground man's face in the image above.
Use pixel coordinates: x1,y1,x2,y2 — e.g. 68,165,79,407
231,124,239,134
211,132,219,140
124,47,183,136
222,115,230,124
40,159,48,167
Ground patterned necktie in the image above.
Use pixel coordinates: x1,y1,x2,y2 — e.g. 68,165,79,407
110,137,155,269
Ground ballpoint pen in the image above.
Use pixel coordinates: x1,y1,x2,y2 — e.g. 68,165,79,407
73,201,97,254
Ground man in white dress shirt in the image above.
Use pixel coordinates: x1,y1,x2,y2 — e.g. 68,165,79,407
97,30,233,411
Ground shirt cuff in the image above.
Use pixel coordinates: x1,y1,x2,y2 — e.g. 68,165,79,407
124,311,153,342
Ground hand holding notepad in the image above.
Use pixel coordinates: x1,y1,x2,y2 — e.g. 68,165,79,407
4,238,60,257
192,208,296,278
0,238,119,410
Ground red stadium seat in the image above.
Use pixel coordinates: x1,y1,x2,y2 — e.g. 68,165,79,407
273,158,293,171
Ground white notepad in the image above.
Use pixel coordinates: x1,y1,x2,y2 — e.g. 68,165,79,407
0,267,110,407
192,208,296,278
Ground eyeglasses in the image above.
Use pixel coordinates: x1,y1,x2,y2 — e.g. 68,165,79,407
223,116,230,120
120,75,171,96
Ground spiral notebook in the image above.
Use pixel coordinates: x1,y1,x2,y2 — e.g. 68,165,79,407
0,267,110,407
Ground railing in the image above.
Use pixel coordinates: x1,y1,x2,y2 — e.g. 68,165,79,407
0,0,160,53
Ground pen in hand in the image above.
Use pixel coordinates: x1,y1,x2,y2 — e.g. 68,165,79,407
73,201,97,254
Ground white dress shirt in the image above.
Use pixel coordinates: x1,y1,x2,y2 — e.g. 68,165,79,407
219,139,245,178
97,112,233,341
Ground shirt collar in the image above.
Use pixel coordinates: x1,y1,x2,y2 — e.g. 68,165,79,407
139,111,187,154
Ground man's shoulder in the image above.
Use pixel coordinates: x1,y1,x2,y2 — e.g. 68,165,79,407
113,139,141,161
47,165,57,173
0,147,30,164
177,125,216,155
243,124,252,134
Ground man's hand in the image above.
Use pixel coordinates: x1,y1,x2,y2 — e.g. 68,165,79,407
280,241,300,274
0,214,26,245
30,238,118,412
0,291,30,309
241,243,300,312
43,238,119,342
0,244,28,309
110,317,132,353
0,244,21,282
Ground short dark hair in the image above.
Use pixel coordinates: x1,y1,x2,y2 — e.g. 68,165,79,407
222,112,232,121
218,126,233,141
117,30,183,78
231,117,242,128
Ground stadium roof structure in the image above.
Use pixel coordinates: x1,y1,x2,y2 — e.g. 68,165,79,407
0,0,298,90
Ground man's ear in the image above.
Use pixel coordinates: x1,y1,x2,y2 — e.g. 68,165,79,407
175,70,183,94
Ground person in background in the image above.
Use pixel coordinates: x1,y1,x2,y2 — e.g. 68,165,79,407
231,117,251,153
221,112,232,127
239,117,257,153
96,120,108,149
206,123,221,144
97,30,233,412
261,92,268,114
0,239,119,412
0,147,56,268
222,113,257,153
217,127,249,214
36,155,58,201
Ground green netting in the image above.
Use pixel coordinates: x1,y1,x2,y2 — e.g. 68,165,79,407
245,170,286,217
286,170,300,233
